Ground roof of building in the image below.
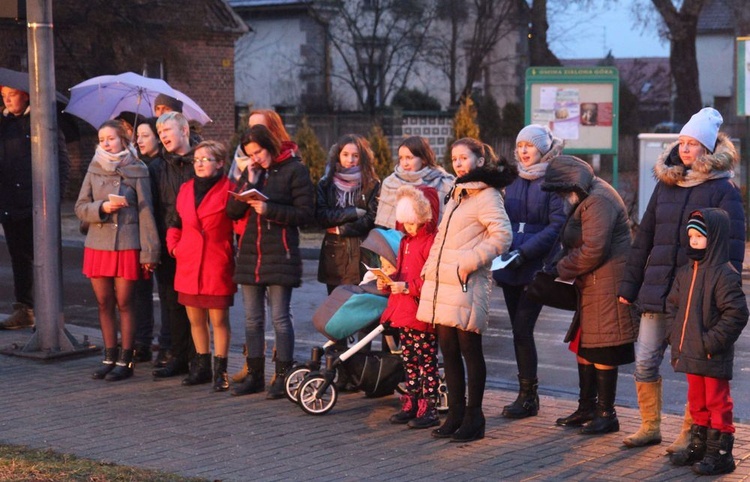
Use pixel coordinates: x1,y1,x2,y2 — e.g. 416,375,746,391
228,0,311,8
697,0,736,33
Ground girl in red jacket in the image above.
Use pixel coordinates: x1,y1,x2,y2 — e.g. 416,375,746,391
378,185,440,429
167,140,237,392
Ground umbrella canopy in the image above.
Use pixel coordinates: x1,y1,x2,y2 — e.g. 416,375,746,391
0,67,69,104
64,72,212,129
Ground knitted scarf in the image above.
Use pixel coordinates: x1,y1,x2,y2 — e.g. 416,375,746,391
517,161,548,181
93,145,135,173
394,164,431,183
332,165,362,208
677,168,733,188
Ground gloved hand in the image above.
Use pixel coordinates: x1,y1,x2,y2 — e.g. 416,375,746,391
503,250,524,270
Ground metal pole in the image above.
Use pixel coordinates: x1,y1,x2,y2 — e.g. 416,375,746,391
22,0,75,353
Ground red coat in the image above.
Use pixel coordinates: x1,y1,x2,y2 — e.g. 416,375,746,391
380,186,439,332
167,176,237,297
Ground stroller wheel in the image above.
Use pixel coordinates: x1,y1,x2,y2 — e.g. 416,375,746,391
285,366,311,403
298,374,338,415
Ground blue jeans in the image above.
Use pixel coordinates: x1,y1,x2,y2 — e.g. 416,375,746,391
241,284,295,362
634,312,667,382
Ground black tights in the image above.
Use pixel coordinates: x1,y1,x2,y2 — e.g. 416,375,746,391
437,324,486,409
502,284,543,379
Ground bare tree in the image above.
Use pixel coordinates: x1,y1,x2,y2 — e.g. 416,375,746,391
311,0,437,115
650,0,708,123
521,0,561,66
430,0,469,106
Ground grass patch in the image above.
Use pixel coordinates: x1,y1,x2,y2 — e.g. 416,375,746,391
0,444,208,481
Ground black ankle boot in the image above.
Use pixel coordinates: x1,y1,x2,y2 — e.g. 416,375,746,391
267,360,293,399
182,353,212,386
670,424,708,466
502,376,539,419
231,357,265,396
580,367,619,435
557,363,596,427
692,429,735,475
106,348,135,382
408,398,440,429
391,394,418,424
92,347,118,379
432,396,465,438
152,355,189,379
213,356,229,392
450,407,485,442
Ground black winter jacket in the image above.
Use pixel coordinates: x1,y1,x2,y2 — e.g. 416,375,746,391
619,133,745,313
147,150,193,251
315,176,380,285
666,208,748,380
0,107,70,222
227,153,314,287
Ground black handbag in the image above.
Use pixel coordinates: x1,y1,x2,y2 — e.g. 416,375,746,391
526,271,578,311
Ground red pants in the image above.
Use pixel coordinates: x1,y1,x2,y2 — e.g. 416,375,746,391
686,374,734,433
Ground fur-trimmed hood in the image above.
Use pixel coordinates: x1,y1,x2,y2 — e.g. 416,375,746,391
654,132,737,186
454,160,518,191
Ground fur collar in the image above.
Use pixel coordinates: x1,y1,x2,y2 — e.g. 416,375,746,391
654,132,737,186
455,162,517,190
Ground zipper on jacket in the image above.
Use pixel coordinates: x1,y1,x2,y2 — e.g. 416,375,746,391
254,214,263,283
430,189,465,326
677,260,699,357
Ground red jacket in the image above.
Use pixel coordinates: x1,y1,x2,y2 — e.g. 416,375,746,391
167,176,237,297
380,186,439,332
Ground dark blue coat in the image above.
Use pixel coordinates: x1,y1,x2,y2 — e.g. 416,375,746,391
619,133,745,314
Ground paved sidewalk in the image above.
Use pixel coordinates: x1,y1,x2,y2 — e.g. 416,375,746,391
0,325,748,481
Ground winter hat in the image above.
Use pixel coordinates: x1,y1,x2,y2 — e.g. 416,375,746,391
679,107,722,152
395,185,432,225
516,124,553,154
154,93,183,113
686,211,708,237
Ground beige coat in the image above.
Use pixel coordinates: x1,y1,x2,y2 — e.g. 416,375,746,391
417,174,513,334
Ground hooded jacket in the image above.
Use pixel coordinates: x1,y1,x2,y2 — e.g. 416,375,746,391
417,164,515,334
619,133,745,313
542,156,637,348
494,137,566,286
226,141,314,287
75,151,160,264
380,185,439,332
666,208,748,380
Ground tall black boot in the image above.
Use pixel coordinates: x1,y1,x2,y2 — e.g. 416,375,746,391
670,424,708,466
432,396,465,438
580,367,619,435
106,348,135,382
213,355,229,392
182,353,212,386
502,376,539,419
692,429,735,475
267,360,293,399
231,357,265,396
92,347,119,379
556,363,596,427
450,406,485,443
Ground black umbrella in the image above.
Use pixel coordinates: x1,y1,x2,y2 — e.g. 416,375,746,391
0,67,69,104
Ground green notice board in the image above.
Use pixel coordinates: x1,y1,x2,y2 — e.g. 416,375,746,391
525,67,619,155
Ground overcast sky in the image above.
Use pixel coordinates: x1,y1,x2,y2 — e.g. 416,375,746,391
548,1,670,60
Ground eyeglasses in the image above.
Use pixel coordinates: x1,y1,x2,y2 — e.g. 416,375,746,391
193,157,216,165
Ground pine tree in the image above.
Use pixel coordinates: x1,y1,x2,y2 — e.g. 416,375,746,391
368,124,393,182
444,96,480,167
294,116,327,184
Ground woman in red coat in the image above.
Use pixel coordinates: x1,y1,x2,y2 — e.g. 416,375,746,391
167,140,236,392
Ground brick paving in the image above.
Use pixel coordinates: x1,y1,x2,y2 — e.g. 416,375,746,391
0,325,748,481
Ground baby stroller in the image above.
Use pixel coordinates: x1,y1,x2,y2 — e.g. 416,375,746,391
286,229,448,415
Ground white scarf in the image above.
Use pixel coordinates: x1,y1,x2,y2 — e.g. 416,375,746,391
94,145,132,172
